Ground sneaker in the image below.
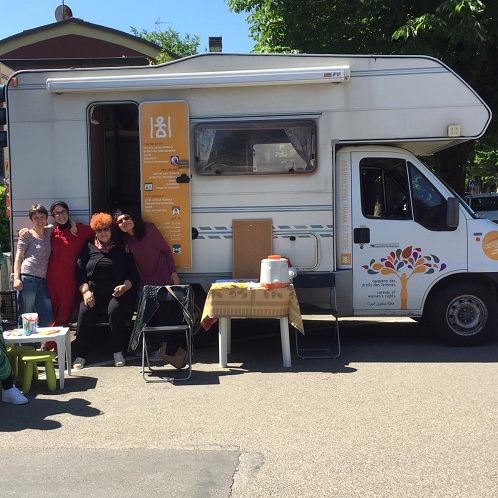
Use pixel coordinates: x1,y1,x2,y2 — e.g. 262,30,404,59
113,352,125,367
2,386,28,405
147,348,163,362
73,357,86,370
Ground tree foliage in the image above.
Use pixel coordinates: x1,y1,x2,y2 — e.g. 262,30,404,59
0,186,11,252
228,0,498,194
131,27,200,63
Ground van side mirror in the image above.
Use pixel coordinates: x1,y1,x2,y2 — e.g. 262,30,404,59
446,197,459,228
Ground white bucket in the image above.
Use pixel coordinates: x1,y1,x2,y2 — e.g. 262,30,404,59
22,313,38,336
260,255,293,289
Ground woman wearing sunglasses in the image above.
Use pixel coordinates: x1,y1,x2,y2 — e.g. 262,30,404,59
72,213,137,370
113,209,181,363
113,210,179,290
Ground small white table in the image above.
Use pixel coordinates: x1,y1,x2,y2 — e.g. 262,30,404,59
3,327,71,389
217,316,292,367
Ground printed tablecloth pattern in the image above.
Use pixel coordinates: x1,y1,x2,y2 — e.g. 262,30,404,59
201,284,304,333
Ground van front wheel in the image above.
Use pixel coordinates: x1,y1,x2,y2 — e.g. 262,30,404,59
428,282,497,346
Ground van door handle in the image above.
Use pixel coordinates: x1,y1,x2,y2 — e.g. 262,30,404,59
354,227,370,244
176,174,190,183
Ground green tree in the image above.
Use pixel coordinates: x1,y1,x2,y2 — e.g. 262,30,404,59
0,185,11,252
131,27,200,63
228,0,498,194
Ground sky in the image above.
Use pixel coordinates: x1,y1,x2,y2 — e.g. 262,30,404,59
0,0,255,53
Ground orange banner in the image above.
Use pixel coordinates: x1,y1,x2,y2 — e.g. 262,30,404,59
139,101,191,267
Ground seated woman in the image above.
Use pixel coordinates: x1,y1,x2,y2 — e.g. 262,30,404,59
72,213,137,370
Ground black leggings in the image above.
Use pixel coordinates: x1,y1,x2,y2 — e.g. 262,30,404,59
1,376,14,390
73,290,134,358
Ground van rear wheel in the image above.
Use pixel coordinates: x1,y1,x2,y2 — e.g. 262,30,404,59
428,282,497,346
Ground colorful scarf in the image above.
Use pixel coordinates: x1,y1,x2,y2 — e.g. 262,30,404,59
94,237,115,253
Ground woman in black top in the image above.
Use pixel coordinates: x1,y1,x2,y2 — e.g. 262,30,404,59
72,213,137,370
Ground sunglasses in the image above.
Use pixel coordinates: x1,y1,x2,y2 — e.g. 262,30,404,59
95,227,111,234
116,215,131,225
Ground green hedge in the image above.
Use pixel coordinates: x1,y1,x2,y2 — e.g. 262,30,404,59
0,185,11,252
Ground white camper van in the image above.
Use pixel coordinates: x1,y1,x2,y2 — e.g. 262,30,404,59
1,53,496,345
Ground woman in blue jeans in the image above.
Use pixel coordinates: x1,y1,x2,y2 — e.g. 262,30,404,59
13,205,53,326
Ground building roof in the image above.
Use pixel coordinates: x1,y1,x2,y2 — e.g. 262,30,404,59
0,17,164,68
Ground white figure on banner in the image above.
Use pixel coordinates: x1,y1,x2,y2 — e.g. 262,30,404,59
150,115,172,139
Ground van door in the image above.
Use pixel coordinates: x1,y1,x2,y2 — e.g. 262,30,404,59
89,103,140,213
350,151,467,313
139,101,192,267
89,101,191,268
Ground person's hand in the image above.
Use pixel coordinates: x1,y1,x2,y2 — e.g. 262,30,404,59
83,290,95,308
70,219,78,236
18,228,31,238
112,285,128,297
13,277,23,290
171,272,180,285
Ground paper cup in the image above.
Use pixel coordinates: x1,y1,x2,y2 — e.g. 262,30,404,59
22,313,38,336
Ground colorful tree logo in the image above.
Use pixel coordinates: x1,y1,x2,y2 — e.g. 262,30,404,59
362,246,447,309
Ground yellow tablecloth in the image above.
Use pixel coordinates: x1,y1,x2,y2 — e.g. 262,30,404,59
201,284,304,334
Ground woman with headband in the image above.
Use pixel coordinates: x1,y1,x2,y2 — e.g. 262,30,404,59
46,201,94,326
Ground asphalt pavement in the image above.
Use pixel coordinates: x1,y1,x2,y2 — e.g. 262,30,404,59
1,316,498,497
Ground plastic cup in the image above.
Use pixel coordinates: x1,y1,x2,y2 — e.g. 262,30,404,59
22,313,38,336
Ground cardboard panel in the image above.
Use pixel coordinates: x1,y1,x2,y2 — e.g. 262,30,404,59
232,219,272,279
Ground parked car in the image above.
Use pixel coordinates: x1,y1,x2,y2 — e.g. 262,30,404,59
464,193,498,223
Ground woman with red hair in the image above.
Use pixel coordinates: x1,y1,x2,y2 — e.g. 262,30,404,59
72,213,137,369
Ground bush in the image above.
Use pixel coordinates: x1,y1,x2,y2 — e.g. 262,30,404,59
0,185,11,252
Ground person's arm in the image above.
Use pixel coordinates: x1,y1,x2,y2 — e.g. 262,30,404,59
79,281,95,308
112,252,137,297
18,227,32,238
112,280,133,297
75,243,94,307
148,223,179,282
75,243,91,287
69,218,78,235
78,223,95,241
13,248,25,290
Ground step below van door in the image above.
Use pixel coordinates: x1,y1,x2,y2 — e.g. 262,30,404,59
349,151,467,313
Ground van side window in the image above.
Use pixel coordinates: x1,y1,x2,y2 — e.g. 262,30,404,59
408,162,446,230
194,120,316,175
360,158,412,220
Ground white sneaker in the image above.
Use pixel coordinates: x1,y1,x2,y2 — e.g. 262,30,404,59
73,357,86,370
2,386,28,405
113,352,125,367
